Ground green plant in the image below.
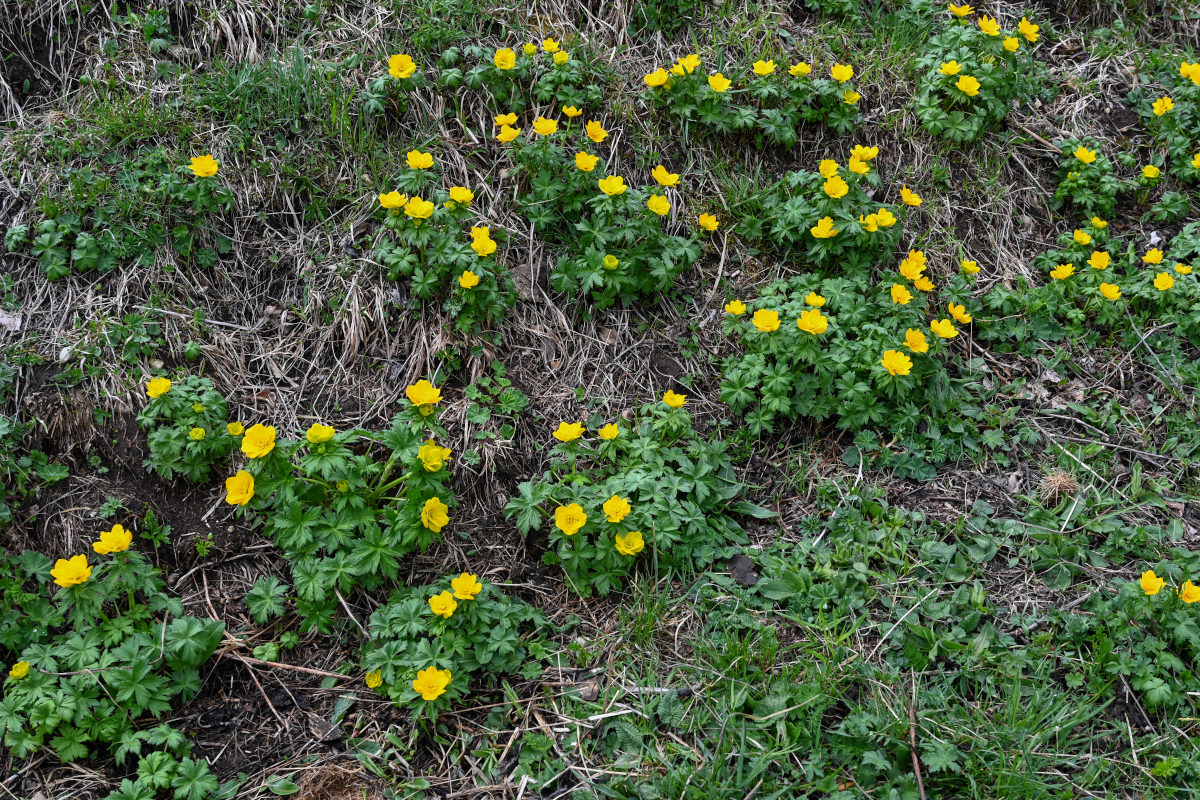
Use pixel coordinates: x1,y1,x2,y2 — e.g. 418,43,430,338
0,541,224,764
1052,139,1130,217
137,375,235,482
461,360,529,465
230,384,456,631
631,0,703,32
0,415,69,525
505,398,770,595
359,573,546,719
912,12,1046,141
437,43,605,115
1129,55,1200,181
642,53,863,144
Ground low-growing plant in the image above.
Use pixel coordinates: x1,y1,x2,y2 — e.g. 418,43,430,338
461,360,529,465
0,534,225,765
0,414,69,526
1129,56,1200,181
912,10,1046,142
437,42,604,114
641,53,863,144
137,375,235,482
1052,139,1131,217
225,380,457,631
505,395,771,596
359,573,546,719
373,166,517,334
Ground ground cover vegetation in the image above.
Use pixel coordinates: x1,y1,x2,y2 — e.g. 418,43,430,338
2,0,1200,798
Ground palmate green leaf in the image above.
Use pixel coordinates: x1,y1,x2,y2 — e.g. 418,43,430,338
246,576,290,624
172,757,220,800
163,617,224,669
51,723,91,761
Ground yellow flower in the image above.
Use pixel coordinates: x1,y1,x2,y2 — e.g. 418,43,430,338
708,73,732,92
823,175,849,199
555,503,587,535
831,63,854,82
562,105,582,118
615,531,645,556
647,195,671,216
241,424,276,458
1153,96,1174,116
306,423,335,444
961,259,980,274
939,61,961,76
881,350,913,376
1073,146,1096,164
725,299,746,315
9,661,30,680
189,154,219,177
875,208,897,227
1142,164,1160,179
1003,37,1020,53
929,319,958,339
913,276,935,292
93,524,132,555
429,590,457,618
753,59,776,76
421,497,449,532
1019,17,1040,41
663,390,687,408
851,145,879,162
388,53,417,79
810,216,839,238
905,329,929,353
496,124,521,143
532,116,558,136
470,233,496,257
805,291,826,307
671,54,701,75
789,62,812,77
644,68,670,87
1088,251,1110,270
604,494,632,523
847,157,869,175
1185,61,1200,83
796,308,829,335
603,254,619,270
523,43,538,56
575,151,600,172
698,213,719,231
599,423,619,440
52,554,91,588
542,38,560,53
1180,580,1200,604
860,213,879,233
1050,263,1074,280
365,670,382,689
494,113,517,126
900,186,922,206
818,159,840,179
452,572,483,600
412,666,452,700
418,440,452,471
406,150,434,170
553,422,585,442
1140,570,1166,595
459,270,481,288
948,4,974,17
977,15,1000,35
652,165,680,186
948,303,972,324
227,421,244,436
1091,216,1107,228
956,75,981,97
752,309,780,332
1073,229,1092,246
146,377,172,398
189,427,206,441
448,186,474,206
225,470,255,505
379,191,408,209
494,48,516,69
404,196,436,219
1194,152,1200,169
891,284,913,305
598,175,627,196
899,250,927,281
406,379,442,408
842,90,861,105
585,120,608,143
1175,263,1193,275
1143,248,1163,265
1154,272,1174,291
1099,282,1121,300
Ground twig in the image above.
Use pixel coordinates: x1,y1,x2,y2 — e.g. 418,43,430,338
218,642,355,680
909,673,927,800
